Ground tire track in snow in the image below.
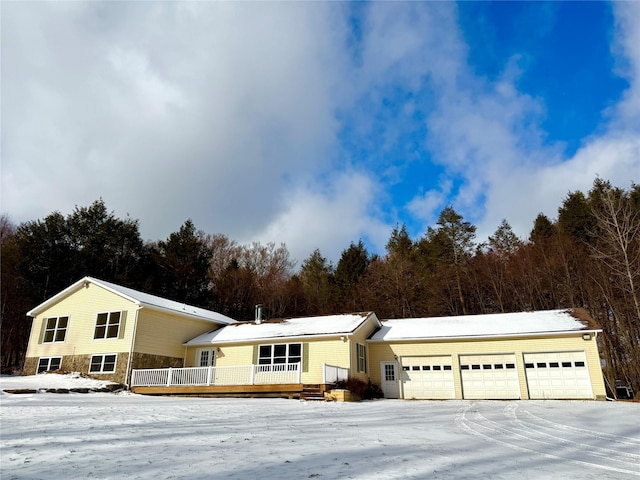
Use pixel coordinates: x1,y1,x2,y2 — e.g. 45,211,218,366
455,403,640,477
519,408,640,446
501,404,640,463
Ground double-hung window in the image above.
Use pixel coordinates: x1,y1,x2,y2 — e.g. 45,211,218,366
94,312,122,339
258,343,302,369
357,343,367,373
89,354,117,373
42,316,68,343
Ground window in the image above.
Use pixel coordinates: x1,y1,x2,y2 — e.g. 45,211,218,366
37,357,62,373
94,312,122,339
422,365,431,371
198,349,216,367
258,343,302,366
575,361,585,367
384,364,396,381
356,343,367,373
89,354,117,373
42,316,68,343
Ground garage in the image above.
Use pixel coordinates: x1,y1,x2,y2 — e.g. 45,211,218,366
460,354,521,399
524,351,593,399
400,356,455,399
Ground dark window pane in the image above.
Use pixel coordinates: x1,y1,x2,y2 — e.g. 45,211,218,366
550,362,559,368
461,365,469,370
59,317,68,328
483,364,492,370
575,361,585,367
444,365,452,371
259,345,271,358
96,313,108,326
562,362,571,367
89,358,102,372
402,366,410,371
258,358,270,365
38,359,49,373
525,363,534,369
274,345,286,357
433,365,442,371
274,357,286,364
46,318,57,329
288,344,301,357
506,363,515,369
108,312,121,325
472,365,480,370
289,356,301,364
537,363,546,368
422,366,430,371
106,325,119,338
495,364,504,369
50,358,61,370
55,330,66,342
44,331,54,342
412,366,419,371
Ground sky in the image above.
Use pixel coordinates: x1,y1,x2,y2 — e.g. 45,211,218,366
2,1,639,265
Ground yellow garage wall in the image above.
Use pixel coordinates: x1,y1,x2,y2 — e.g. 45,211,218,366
26,283,136,358
134,311,221,359
368,333,605,399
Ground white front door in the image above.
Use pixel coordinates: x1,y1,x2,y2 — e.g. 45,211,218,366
380,362,399,398
197,348,216,367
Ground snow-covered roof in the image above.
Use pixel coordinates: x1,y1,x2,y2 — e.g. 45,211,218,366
184,312,378,345
27,276,236,325
369,309,599,342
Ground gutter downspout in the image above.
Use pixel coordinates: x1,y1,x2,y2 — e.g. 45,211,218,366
125,306,142,389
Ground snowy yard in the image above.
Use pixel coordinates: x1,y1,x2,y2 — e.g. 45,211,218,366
1,375,639,480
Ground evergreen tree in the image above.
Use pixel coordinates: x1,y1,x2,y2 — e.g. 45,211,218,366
299,249,334,314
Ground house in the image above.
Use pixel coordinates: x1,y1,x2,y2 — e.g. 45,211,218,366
23,277,235,385
25,278,606,400
368,309,606,400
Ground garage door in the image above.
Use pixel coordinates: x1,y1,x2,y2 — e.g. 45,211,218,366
401,356,455,399
524,351,593,399
460,354,520,399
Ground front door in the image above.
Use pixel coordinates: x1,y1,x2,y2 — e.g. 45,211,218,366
380,362,399,398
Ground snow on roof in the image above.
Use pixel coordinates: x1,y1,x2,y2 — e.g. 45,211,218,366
27,277,236,325
369,309,598,341
185,312,377,345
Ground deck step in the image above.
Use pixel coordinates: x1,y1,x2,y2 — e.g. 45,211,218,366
301,384,325,401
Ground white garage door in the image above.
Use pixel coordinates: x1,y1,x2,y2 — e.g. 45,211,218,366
524,351,593,399
460,354,521,399
401,356,455,399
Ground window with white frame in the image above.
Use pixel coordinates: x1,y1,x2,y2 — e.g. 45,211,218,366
89,354,117,373
198,348,216,367
37,357,62,373
357,343,367,373
93,312,121,339
42,316,69,343
258,343,302,366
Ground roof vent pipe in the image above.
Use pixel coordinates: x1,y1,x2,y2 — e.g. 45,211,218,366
255,304,263,324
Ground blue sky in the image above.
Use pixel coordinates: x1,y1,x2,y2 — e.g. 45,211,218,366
2,1,638,265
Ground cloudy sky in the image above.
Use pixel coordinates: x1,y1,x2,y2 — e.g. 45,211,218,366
2,1,638,265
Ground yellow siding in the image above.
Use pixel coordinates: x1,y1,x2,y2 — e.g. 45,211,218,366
186,337,353,384
348,315,379,382
26,282,136,358
134,311,220,359
368,333,605,399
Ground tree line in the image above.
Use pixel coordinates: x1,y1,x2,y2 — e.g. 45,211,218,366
1,178,638,395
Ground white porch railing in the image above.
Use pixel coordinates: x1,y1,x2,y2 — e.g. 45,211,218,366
131,363,301,387
323,363,349,384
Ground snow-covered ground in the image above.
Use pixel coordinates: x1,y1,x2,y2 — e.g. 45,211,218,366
1,375,639,480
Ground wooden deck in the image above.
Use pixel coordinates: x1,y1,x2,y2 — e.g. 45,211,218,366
131,383,307,398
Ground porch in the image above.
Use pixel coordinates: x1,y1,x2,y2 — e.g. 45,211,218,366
130,363,349,398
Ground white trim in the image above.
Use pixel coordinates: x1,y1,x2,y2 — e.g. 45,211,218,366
366,329,602,343
92,311,123,340
37,356,62,373
41,315,70,344
185,333,352,347
89,353,118,373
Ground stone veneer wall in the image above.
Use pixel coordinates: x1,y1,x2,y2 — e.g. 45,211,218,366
24,352,183,385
